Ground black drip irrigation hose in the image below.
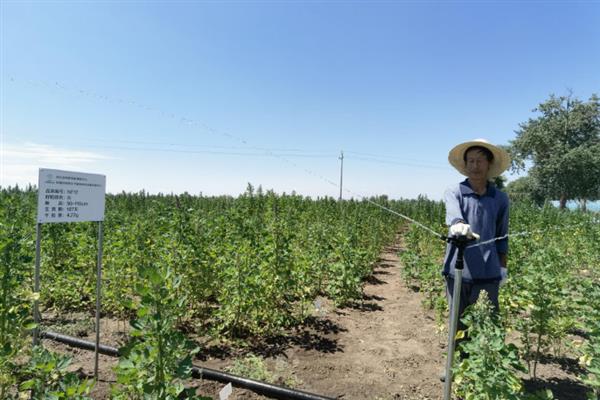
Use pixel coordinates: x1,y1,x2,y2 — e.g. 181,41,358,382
40,331,336,400
42,331,119,357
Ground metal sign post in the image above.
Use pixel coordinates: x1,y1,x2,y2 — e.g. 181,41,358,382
34,168,106,379
33,223,42,346
94,221,103,379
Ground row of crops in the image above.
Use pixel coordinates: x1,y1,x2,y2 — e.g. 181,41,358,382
2,185,599,399
400,199,600,399
1,185,404,398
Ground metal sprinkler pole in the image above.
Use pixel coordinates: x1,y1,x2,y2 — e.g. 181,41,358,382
443,235,472,400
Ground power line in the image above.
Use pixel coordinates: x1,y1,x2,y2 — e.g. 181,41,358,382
34,135,335,155
345,150,447,166
12,141,337,159
7,77,448,169
346,155,448,170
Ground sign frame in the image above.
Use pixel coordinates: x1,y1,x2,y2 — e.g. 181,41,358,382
33,168,106,379
37,168,106,223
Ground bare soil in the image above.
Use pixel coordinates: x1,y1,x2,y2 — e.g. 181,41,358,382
42,235,588,399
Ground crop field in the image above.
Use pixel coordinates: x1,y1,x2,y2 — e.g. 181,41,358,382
1,186,599,399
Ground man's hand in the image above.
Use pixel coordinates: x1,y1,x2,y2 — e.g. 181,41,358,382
449,222,480,239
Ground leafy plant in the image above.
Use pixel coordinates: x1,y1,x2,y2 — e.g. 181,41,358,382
112,261,209,400
0,193,36,398
226,354,274,383
18,346,94,400
453,291,528,400
578,321,600,400
510,247,574,378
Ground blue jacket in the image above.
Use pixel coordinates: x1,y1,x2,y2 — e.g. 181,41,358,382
442,179,509,283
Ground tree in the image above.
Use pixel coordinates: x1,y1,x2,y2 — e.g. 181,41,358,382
505,176,545,206
510,94,600,209
493,175,506,190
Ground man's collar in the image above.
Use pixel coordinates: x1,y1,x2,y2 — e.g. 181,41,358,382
459,179,496,197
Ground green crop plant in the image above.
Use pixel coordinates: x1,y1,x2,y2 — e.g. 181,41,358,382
509,246,575,378
226,354,274,383
112,259,207,400
0,188,96,400
398,219,447,324
18,346,94,400
325,231,363,305
578,325,600,399
3,187,401,339
452,291,528,400
0,193,37,398
575,274,600,399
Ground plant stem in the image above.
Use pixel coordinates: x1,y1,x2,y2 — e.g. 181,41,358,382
533,331,543,379
156,295,165,400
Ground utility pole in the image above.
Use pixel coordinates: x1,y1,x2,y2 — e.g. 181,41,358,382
338,150,344,201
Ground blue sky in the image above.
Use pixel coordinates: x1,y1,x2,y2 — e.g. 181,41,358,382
1,1,599,199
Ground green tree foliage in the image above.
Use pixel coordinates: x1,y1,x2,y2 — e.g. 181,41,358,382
510,94,600,208
492,175,507,190
505,176,545,206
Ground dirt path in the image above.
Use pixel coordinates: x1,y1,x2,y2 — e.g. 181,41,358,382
280,239,445,399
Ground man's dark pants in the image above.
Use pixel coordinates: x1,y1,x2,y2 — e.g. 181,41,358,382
445,277,500,351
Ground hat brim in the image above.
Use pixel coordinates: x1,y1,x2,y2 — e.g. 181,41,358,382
448,139,511,178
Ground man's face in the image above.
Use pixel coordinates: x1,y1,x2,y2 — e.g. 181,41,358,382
465,149,491,180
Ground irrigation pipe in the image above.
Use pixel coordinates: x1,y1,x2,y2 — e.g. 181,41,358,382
39,331,336,400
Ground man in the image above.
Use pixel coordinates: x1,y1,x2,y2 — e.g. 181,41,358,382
440,139,510,381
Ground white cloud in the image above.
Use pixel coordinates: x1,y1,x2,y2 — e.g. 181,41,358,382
1,142,110,187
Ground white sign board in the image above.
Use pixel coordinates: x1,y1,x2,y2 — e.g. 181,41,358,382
37,168,106,223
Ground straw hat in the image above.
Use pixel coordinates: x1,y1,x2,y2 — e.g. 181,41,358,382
448,139,511,178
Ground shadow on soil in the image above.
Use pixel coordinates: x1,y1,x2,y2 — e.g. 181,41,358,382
363,293,385,302
196,316,347,361
524,377,589,400
537,354,586,376
384,243,403,253
373,269,392,276
523,353,589,399
337,289,386,312
365,274,386,285
377,260,397,269
345,301,383,312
